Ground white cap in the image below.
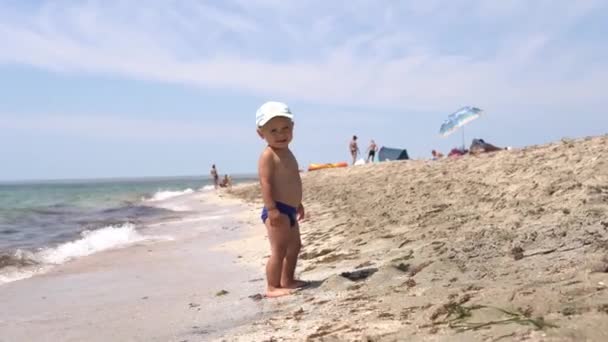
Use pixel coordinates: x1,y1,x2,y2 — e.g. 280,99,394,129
256,101,293,127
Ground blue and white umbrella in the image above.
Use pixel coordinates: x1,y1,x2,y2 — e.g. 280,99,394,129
439,106,483,149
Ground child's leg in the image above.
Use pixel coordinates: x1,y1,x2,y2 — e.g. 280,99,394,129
265,219,292,297
280,222,306,289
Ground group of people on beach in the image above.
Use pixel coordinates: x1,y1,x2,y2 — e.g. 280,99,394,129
432,138,507,160
349,135,378,165
209,164,232,189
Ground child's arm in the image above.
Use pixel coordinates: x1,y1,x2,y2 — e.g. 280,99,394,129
258,149,276,210
259,149,283,226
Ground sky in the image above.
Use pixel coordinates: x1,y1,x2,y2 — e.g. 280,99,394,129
0,0,607,181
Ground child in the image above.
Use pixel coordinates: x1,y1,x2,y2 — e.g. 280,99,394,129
219,174,231,188
256,101,307,298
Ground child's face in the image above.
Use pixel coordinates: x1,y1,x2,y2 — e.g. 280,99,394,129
257,117,294,149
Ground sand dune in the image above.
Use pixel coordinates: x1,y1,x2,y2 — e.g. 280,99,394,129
226,135,608,341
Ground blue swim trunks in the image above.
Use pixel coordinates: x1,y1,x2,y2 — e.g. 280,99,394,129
261,201,298,227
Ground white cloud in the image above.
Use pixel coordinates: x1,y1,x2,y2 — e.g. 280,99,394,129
0,0,606,111
0,114,251,143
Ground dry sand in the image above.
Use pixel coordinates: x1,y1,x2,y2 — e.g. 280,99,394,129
224,135,608,341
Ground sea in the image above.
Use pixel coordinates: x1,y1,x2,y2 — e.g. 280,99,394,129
0,175,255,284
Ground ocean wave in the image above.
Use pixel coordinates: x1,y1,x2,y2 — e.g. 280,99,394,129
200,185,215,191
0,223,171,285
0,229,19,235
0,267,43,284
35,223,151,264
98,204,173,219
144,189,194,202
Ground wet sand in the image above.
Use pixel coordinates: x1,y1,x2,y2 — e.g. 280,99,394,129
0,192,268,342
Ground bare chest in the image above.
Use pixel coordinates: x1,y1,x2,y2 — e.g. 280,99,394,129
274,154,299,177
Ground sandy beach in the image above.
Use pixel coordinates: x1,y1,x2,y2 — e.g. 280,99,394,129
2,135,608,342
2,1,607,341
223,135,608,341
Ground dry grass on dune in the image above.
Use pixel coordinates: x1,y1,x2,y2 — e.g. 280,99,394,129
229,135,608,341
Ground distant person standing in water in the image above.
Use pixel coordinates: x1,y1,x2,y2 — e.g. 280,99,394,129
210,164,219,189
349,135,360,165
367,140,378,163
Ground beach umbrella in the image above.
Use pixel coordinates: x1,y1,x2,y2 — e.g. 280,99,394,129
439,106,483,150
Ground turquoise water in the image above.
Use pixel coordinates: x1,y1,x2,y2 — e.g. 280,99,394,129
0,177,204,211
0,176,255,264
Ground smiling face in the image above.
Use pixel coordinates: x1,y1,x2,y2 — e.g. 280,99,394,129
257,116,294,149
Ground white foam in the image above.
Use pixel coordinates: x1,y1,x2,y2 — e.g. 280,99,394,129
156,204,190,212
145,188,194,202
200,185,215,191
0,266,47,284
35,223,155,264
0,223,172,285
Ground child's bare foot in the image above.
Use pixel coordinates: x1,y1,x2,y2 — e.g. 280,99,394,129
281,280,309,289
266,287,293,298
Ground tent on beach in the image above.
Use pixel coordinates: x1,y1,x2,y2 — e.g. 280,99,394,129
378,147,409,161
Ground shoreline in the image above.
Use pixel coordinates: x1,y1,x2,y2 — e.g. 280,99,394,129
0,190,270,342
2,135,608,341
